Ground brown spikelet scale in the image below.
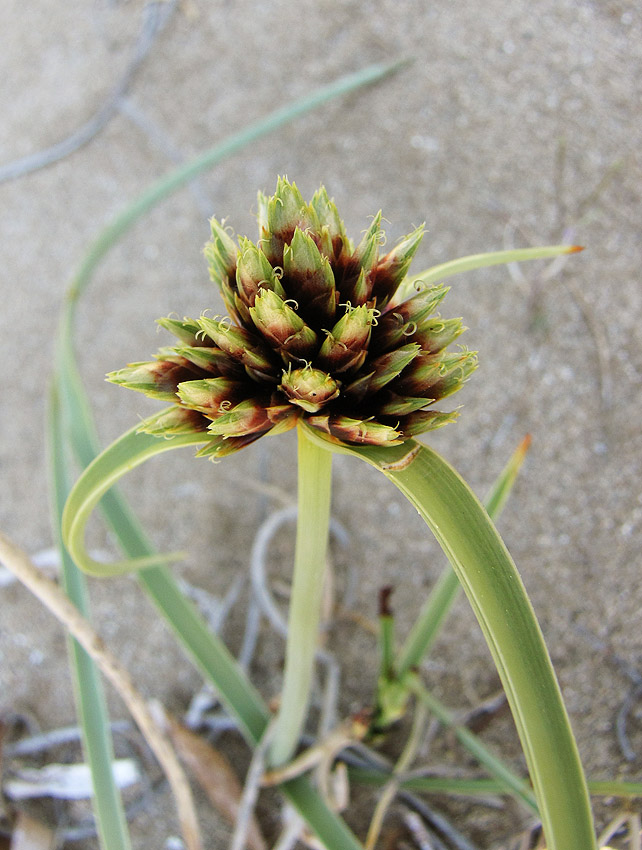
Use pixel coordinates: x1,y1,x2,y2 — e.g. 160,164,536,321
107,178,477,458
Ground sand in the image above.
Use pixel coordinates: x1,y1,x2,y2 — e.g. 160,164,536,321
1,1,641,847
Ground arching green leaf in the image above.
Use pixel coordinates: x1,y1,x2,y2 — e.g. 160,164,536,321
61,418,208,577
301,425,596,850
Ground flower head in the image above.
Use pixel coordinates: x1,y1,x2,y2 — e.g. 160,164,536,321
108,178,477,458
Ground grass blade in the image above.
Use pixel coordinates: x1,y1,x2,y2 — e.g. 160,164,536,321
59,415,269,741
48,386,132,850
61,417,206,577
350,770,642,800
395,244,582,302
408,677,537,812
397,434,532,676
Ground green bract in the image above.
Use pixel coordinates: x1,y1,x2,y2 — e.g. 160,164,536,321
108,178,476,457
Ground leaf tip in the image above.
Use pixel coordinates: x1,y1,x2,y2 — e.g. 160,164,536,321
519,433,533,456
379,585,394,618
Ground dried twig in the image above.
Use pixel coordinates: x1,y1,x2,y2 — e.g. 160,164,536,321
4,721,131,758
154,707,266,850
262,718,366,789
0,1,176,184
616,682,642,762
250,506,297,637
402,809,441,850
271,806,307,850
598,810,642,850
398,793,481,850
365,702,428,850
229,720,276,850
0,530,203,850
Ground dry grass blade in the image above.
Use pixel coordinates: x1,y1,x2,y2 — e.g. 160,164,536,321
7,811,55,850
365,703,428,850
0,531,202,850
261,719,367,789
156,707,267,850
402,810,439,850
598,811,642,850
4,760,139,800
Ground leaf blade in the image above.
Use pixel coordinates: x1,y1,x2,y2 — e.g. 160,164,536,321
61,418,207,576
48,385,133,850
395,244,582,302
303,428,596,850
396,433,532,675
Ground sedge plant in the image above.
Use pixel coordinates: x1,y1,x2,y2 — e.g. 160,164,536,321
62,178,597,849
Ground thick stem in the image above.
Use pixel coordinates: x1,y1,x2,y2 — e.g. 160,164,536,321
270,425,333,767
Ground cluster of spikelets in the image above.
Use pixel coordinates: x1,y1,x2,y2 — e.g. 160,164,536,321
108,178,478,458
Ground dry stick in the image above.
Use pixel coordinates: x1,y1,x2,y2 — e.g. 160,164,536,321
616,682,642,762
402,810,441,850
5,721,130,758
0,0,176,183
397,793,480,850
0,531,203,850
597,812,633,850
229,720,276,850
272,809,307,850
262,720,365,789
365,702,428,850
631,812,641,850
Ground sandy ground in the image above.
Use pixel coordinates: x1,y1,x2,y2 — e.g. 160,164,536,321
1,1,641,847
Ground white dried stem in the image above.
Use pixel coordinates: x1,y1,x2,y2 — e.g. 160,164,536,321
0,531,203,850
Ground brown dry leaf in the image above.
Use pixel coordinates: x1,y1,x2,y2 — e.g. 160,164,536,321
9,811,55,850
159,708,267,850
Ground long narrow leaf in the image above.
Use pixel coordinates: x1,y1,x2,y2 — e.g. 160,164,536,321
302,426,596,850
408,676,537,812
349,769,642,800
61,421,206,576
59,417,271,737
48,386,132,850
397,434,532,676
395,244,582,302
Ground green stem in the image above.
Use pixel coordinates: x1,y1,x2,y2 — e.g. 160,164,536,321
270,425,333,766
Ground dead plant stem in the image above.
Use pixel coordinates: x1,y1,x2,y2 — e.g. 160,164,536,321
0,530,203,850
